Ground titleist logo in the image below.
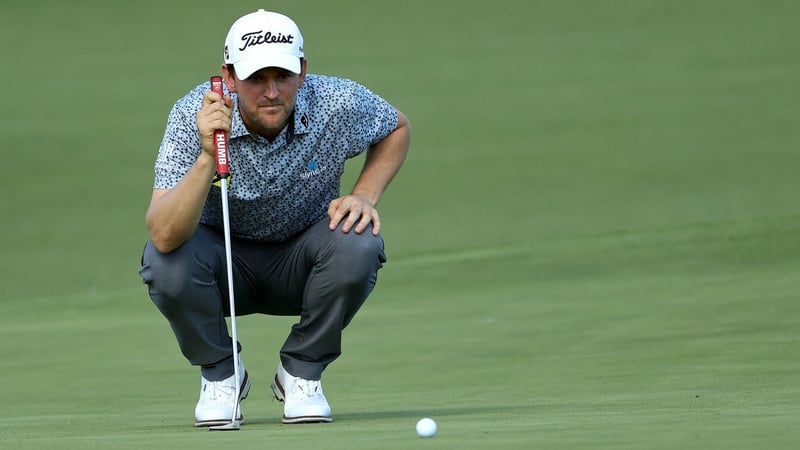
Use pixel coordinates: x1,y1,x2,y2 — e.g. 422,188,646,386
239,31,294,51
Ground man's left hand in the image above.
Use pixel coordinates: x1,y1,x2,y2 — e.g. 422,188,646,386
327,194,380,235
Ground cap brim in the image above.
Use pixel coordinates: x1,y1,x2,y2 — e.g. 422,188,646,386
233,53,301,79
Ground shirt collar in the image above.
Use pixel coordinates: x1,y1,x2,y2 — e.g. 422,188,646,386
292,85,311,136
229,94,249,140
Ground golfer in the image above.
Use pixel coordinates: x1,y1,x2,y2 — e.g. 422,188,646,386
139,9,410,426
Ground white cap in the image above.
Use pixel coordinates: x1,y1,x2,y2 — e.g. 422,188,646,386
224,9,304,78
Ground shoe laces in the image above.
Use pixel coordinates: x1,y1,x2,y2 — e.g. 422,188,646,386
203,380,236,403
290,378,324,399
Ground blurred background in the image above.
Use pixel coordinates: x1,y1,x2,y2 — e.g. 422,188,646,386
1,0,797,300
1,1,798,448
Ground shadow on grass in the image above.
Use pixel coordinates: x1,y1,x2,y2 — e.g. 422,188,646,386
243,405,528,426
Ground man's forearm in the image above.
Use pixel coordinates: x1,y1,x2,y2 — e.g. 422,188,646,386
146,153,217,253
351,112,410,205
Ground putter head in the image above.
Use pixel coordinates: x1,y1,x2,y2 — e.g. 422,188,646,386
208,420,241,431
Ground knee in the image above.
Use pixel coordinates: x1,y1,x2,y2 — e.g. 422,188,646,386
140,239,214,303
341,230,384,258
328,231,386,283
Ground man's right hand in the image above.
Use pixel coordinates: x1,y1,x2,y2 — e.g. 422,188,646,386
197,90,233,158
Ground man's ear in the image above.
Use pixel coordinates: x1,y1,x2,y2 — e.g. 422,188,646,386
221,64,237,93
298,58,308,87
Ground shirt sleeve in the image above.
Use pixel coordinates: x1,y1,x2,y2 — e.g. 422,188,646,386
344,80,399,158
152,96,203,190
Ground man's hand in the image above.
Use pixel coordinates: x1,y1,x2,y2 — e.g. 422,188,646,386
328,194,381,235
197,90,233,158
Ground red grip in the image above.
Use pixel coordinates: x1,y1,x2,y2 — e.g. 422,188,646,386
210,76,229,178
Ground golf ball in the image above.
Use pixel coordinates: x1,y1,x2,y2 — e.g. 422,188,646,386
416,417,437,437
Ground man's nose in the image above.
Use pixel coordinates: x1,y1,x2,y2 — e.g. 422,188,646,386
263,79,279,99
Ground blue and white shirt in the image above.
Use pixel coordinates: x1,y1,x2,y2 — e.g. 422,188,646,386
153,74,399,242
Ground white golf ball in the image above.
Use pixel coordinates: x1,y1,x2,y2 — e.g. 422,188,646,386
416,417,437,437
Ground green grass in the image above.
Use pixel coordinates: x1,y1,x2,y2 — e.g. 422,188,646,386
1,0,799,448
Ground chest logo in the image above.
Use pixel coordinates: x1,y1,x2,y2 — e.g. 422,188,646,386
301,160,327,180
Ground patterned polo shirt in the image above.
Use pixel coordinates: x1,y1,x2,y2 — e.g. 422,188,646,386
153,74,399,242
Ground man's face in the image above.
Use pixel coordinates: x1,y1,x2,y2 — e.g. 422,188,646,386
224,60,306,140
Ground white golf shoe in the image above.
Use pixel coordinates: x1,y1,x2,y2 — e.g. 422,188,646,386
194,359,251,427
271,364,332,423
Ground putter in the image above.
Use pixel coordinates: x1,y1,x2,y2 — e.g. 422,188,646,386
208,76,242,432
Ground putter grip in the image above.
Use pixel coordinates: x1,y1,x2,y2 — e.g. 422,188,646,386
209,76,229,178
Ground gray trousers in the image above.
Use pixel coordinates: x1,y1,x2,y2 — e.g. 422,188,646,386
139,218,386,381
